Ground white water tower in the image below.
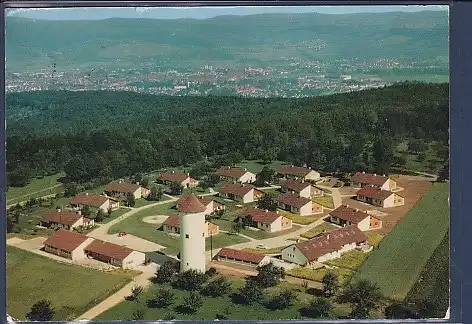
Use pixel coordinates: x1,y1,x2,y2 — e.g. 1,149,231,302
176,194,207,273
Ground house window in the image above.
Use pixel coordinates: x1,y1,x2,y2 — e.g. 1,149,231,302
185,234,189,238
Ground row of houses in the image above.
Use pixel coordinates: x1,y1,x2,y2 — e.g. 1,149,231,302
43,230,146,269
214,225,369,268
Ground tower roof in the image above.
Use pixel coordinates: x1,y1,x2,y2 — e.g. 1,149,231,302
176,194,207,213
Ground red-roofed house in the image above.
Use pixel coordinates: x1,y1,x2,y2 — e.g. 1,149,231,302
280,180,317,198
162,215,219,237
84,239,146,269
219,183,263,204
41,210,94,231
157,171,199,188
43,230,95,261
351,172,397,191
70,193,119,213
214,248,271,267
278,193,323,216
329,205,382,231
238,207,292,232
281,225,368,265
356,187,405,208
216,166,256,183
197,196,226,215
105,180,150,200
277,165,320,182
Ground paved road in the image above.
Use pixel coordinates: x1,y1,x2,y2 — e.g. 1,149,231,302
316,184,342,209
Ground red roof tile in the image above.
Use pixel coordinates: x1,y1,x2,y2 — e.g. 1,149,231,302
329,205,370,224
176,194,207,213
105,181,140,194
216,166,248,179
219,182,253,196
43,230,90,252
351,172,389,186
163,215,180,228
293,226,367,262
280,179,311,192
70,194,109,207
84,239,134,261
158,171,190,183
277,165,313,177
42,211,83,226
279,192,312,208
245,207,281,224
216,248,265,264
357,187,395,201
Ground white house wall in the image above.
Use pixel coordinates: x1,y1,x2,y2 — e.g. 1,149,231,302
242,191,255,203
122,251,146,269
299,203,312,216
240,172,257,183
71,237,95,261
383,194,395,208
299,186,311,198
305,170,321,181
281,245,309,265
357,217,371,231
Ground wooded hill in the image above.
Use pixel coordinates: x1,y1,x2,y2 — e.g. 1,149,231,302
6,82,449,187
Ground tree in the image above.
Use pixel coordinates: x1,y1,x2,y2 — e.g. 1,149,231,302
254,262,285,288
170,181,184,195
26,300,55,321
201,276,231,297
81,205,91,217
415,299,437,318
128,285,144,301
257,193,278,212
95,209,105,222
149,288,175,308
174,269,208,291
267,289,296,310
408,139,428,154
255,166,276,186
149,185,163,201
372,136,394,173
107,207,113,217
8,165,32,187
141,177,150,188
384,301,417,319
154,261,177,284
321,272,339,297
338,279,382,319
7,215,14,233
134,173,143,184
127,193,136,207
305,297,333,318
206,173,220,188
231,222,243,234
181,291,204,314
64,183,79,197
131,308,145,320
437,162,449,182
162,313,175,320
198,181,209,191
237,279,263,305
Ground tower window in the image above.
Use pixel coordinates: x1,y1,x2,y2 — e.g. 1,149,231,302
185,234,189,239
202,232,205,237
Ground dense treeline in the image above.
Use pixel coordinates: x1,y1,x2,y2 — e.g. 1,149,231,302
6,82,449,187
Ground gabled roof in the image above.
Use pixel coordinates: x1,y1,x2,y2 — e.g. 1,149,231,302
176,194,207,213
105,181,141,194
70,194,109,207
216,248,265,264
219,182,253,196
216,166,250,179
158,171,191,183
351,172,389,186
245,207,281,224
357,187,396,201
84,239,135,261
329,205,370,224
280,179,311,192
291,225,367,262
42,211,83,226
163,215,180,228
279,192,312,208
277,165,314,177
43,230,90,252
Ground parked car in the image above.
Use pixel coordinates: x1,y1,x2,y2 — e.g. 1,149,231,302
256,244,268,249
118,232,128,237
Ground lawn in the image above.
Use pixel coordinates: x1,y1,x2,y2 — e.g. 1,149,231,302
6,246,134,321
324,250,370,271
99,207,132,224
287,267,354,284
352,183,449,300
300,222,338,239
394,140,445,174
95,276,349,320
312,196,334,209
405,231,449,318
243,245,289,254
6,173,66,206
278,209,326,225
364,231,384,248
133,196,171,208
235,160,287,174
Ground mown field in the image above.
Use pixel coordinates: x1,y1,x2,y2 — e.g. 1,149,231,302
6,172,65,206
6,246,134,321
352,182,449,299
406,230,449,317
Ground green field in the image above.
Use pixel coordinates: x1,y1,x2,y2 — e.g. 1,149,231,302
235,160,287,174
324,250,371,271
352,183,449,300
108,202,249,255
406,231,449,317
6,246,135,321
95,277,352,320
6,172,65,206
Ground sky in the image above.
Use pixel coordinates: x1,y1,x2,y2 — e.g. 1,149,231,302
6,5,448,20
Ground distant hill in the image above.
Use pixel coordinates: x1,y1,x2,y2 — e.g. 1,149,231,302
5,11,448,72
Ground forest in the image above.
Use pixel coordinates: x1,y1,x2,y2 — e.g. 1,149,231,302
6,82,449,188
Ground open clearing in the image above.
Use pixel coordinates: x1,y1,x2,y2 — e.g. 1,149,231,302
352,182,449,300
142,215,169,224
6,172,65,205
6,246,134,321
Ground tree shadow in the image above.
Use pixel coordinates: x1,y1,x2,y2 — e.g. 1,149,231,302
230,292,247,305
306,287,324,297
174,304,195,315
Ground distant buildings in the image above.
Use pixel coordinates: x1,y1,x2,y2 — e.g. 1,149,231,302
214,248,271,268
277,165,321,182
157,171,199,188
41,210,95,231
216,166,256,184
238,207,292,233
105,180,150,200
70,193,119,213
328,205,382,231
219,183,263,204
356,187,404,208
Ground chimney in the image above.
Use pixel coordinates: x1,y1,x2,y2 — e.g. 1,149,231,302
265,209,268,213
227,166,231,169
383,174,386,177
85,192,89,196
362,171,365,174
346,204,350,208
56,208,61,212
77,210,81,215
355,208,359,212
308,167,311,170
187,173,190,176
244,168,247,171
119,180,122,183
373,173,377,176
136,182,139,186
172,170,175,174
327,234,330,240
